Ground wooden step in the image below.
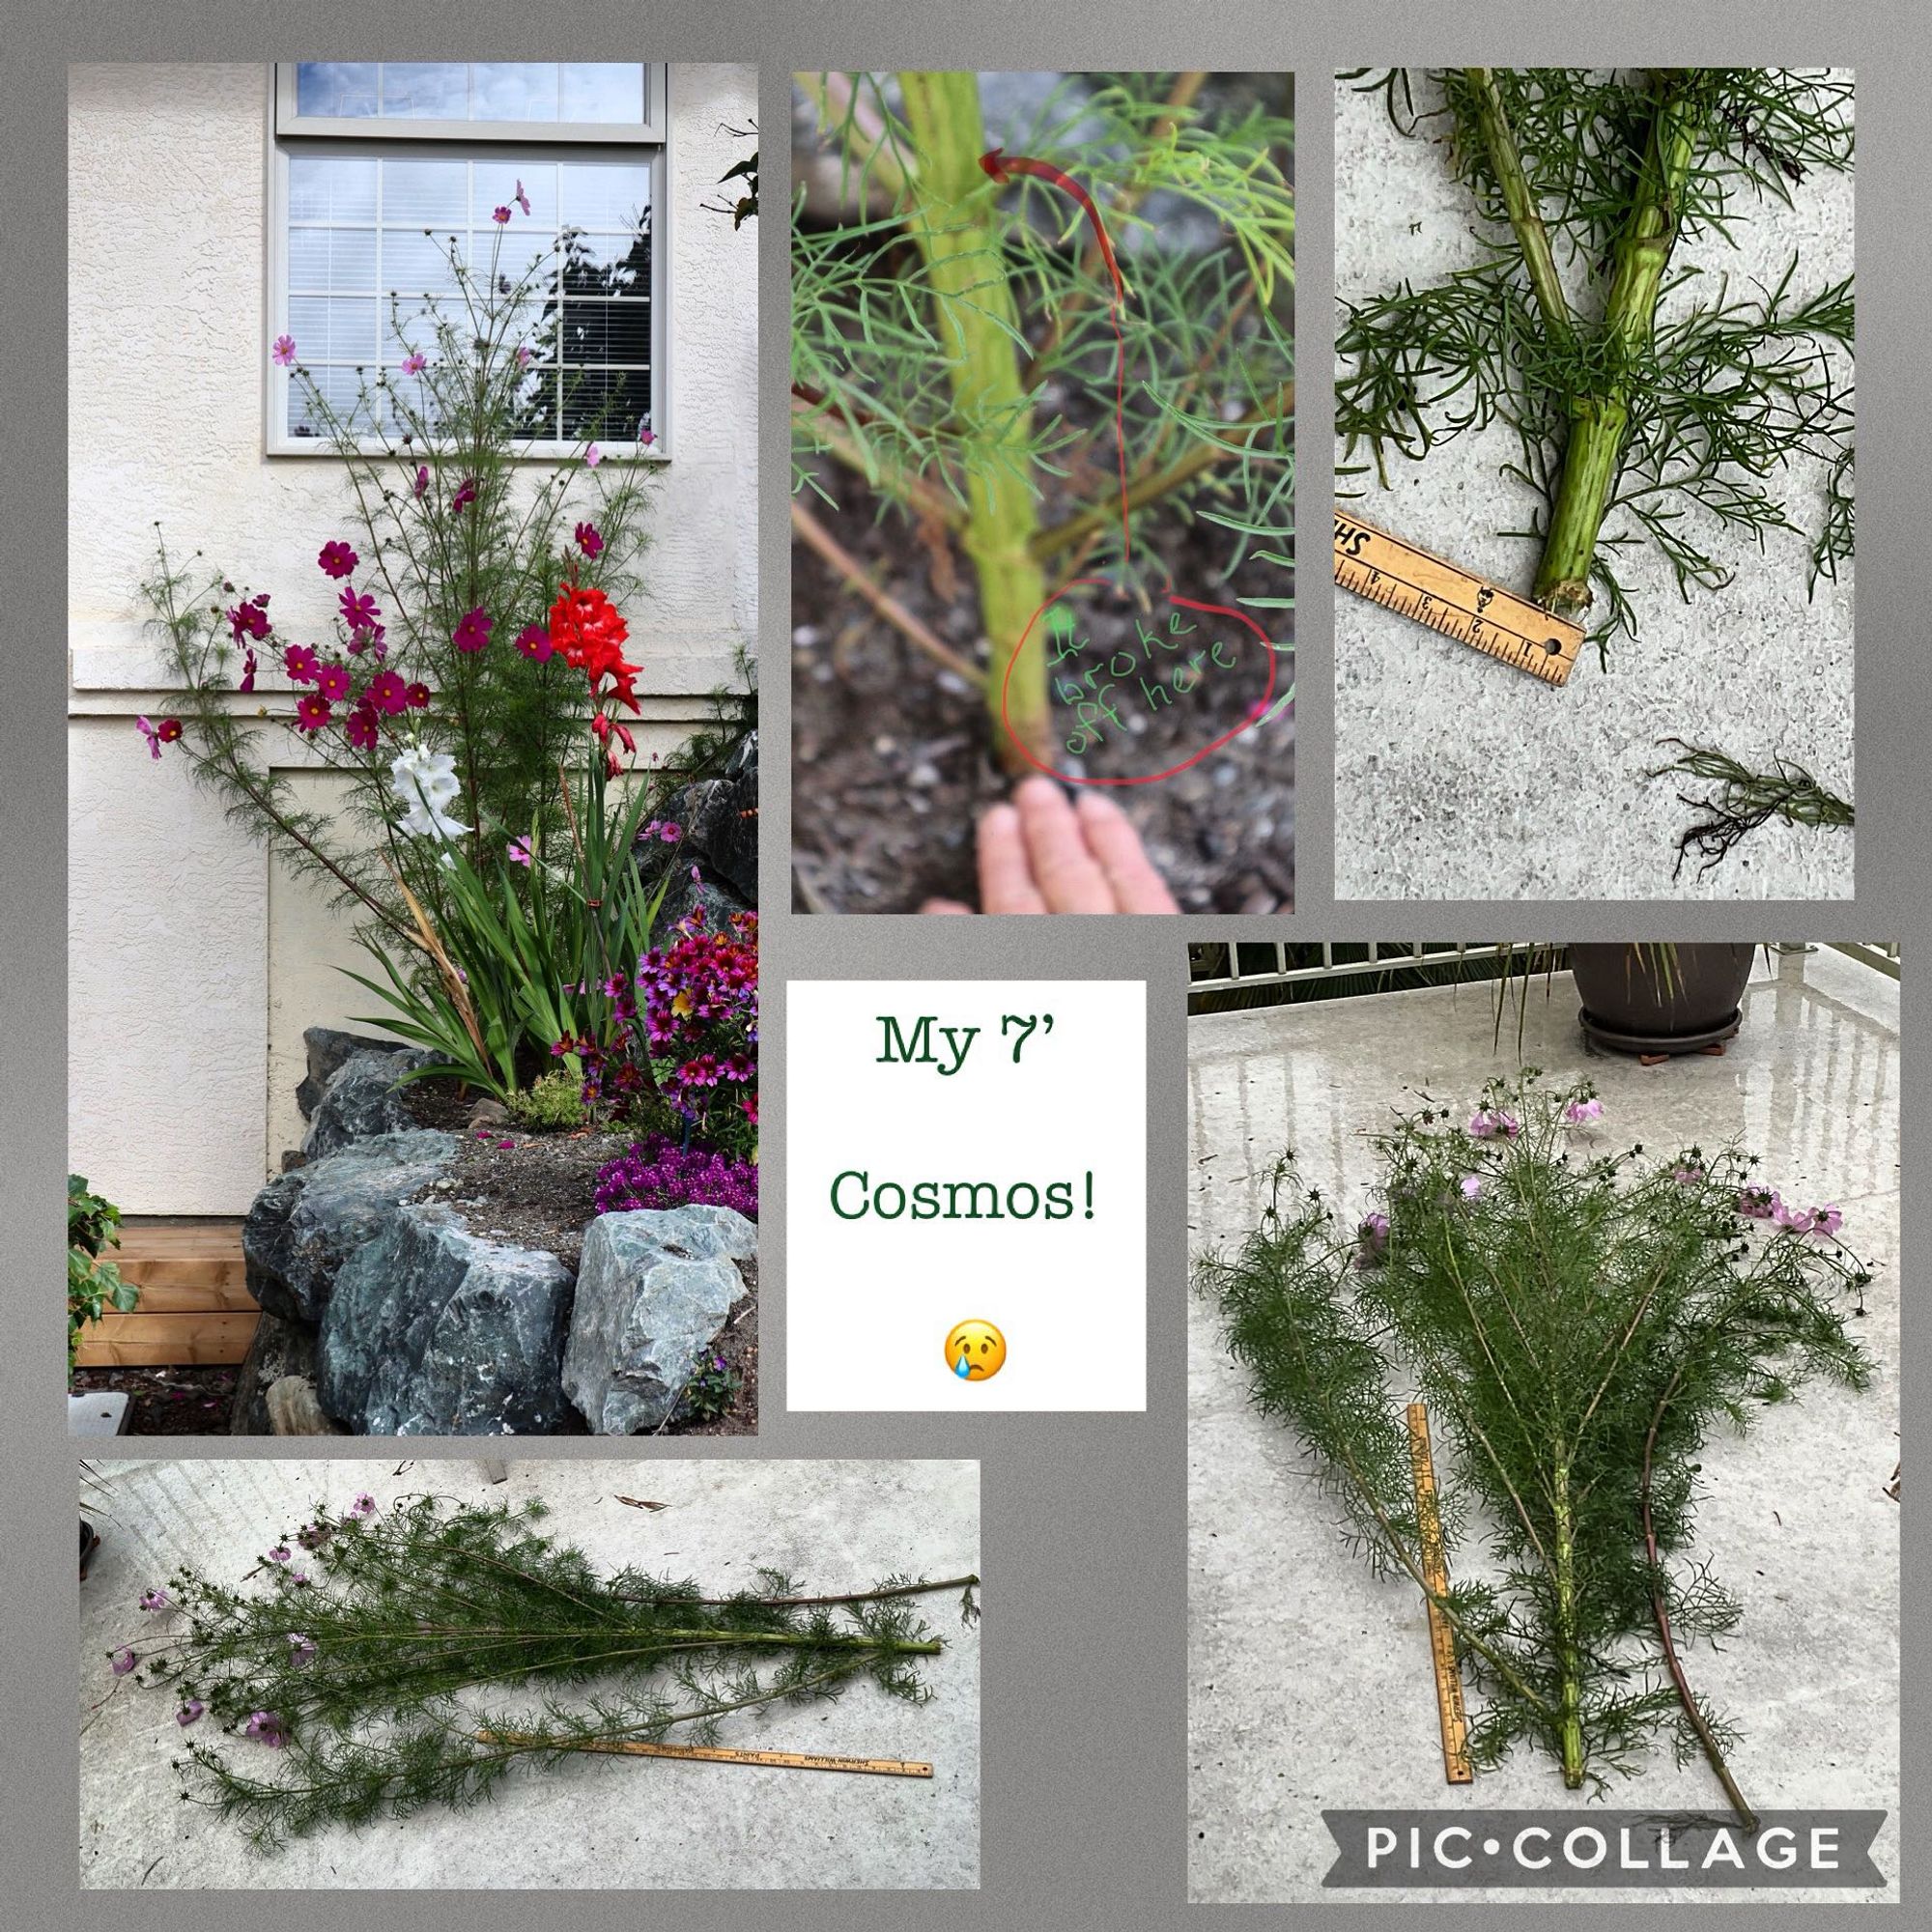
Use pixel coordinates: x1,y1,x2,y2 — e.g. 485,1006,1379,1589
74,1218,259,1366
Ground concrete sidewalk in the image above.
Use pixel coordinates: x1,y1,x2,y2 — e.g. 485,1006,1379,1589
80,1458,980,1889
1188,949,1899,1903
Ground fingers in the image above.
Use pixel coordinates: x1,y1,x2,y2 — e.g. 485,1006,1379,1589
1011,776,1118,913
920,898,974,915
1075,791,1180,912
975,801,1050,913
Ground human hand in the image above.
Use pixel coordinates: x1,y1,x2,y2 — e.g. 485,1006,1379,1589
922,775,1179,915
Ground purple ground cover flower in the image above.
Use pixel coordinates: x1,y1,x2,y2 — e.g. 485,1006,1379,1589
594,1134,758,1220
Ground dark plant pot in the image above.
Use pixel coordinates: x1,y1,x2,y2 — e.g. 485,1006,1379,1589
1570,943,1756,1056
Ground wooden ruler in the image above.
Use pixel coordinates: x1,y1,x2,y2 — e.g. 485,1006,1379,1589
480,1731,932,1778
1334,513,1583,687
1406,1402,1474,1784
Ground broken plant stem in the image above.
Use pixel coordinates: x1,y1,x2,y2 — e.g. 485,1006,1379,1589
1650,739,1854,879
1534,73,1705,615
1462,69,1574,349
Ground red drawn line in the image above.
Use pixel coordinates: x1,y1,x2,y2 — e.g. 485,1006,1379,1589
981,147,1131,564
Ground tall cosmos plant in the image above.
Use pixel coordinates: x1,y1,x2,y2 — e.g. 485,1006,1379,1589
137,190,661,952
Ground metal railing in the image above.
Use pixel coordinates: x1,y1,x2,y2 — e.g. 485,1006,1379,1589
1188,940,1899,1005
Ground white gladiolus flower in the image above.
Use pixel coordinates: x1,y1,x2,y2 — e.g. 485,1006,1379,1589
389,744,470,840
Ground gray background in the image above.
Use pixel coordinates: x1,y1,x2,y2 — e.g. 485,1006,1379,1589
5,3,1927,1929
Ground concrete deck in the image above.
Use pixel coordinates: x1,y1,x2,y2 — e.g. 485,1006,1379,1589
1188,948,1898,1902
80,1458,980,1889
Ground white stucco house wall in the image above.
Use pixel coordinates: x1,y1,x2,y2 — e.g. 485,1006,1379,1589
69,63,758,1214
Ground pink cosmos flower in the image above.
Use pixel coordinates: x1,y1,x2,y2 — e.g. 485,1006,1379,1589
271,335,297,366
507,838,532,866
514,179,530,216
452,607,494,653
288,1634,318,1668
364,669,410,716
1565,1097,1604,1125
345,706,380,752
1460,1175,1484,1202
583,442,602,468
405,681,431,710
1813,1204,1845,1236
318,540,357,579
136,716,183,760
514,622,553,662
660,823,681,843
640,428,656,448
295,694,332,733
401,351,428,376
111,1648,136,1676
243,1710,288,1748
1467,1109,1520,1140
574,520,604,557
516,344,533,368
314,662,351,703
139,1589,169,1612
350,1492,377,1519
176,1700,205,1727
492,204,512,224
1770,1193,1816,1235
1738,1186,1776,1219
283,644,320,684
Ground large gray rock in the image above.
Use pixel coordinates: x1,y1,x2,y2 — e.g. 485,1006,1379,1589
636,729,757,933
562,1206,757,1434
296,1026,424,1121
318,1204,575,1436
243,1129,458,1324
302,1045,439,1159
230,1310,323,1435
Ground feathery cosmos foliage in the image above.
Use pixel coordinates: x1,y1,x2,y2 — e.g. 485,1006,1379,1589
1197,1076,1870,1822
1337,68,1854,660
118,1495,976,1849
792,71,1294,761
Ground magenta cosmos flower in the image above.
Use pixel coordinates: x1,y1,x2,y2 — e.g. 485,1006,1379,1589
283,643,320,684
574,520,604,558
514,622,553,662
401,351,428,376
271,334,297,366
136,716,183,760
318,540,358,579
413,464,430,498
406,680,430,709
492,204,512,224
294,695,331,732
451,476,479,513
176,1700,205,1727
339,587,381,633
313,662,352,703
452,607,494,653
364,668,410,716
345,706,380,752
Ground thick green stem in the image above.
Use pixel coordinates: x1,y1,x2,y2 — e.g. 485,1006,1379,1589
896,71,1052,768
1534,75,1706,616
1552,1456,1585,1788
1462,69,1573,351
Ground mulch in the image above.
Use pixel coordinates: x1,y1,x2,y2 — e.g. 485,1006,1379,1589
790,445,1295,915
70,1365,240,1436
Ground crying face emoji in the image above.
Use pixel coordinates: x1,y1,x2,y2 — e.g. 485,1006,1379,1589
945,1319,1007,1382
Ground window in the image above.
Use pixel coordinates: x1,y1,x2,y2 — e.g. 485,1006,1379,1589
269,63,668,456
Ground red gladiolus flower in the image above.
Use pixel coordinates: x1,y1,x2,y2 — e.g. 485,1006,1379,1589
453,607,493,653
515,623,553,662
318,540,358,579
364,669,410,716
405,681,431,709
295,693,332,733
283,644,320,684
344,705,380,751
574,521,604,558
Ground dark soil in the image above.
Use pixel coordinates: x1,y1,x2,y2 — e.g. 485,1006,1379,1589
71,1365,239,1435
791,461,1295,916
397,1078,759,1435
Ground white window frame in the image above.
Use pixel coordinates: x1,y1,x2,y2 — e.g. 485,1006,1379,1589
264,63,672,461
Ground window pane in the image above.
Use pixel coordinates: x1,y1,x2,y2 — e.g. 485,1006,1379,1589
507,365,560,440
559,162,650,232
296,64,378,119
288,295,380,365
289,155,377,223
562,365,651,442
380,157,469,227
562,228,650,298
383,302,442,361
384,228,466,297
473,63,559,122
290,365,383,440
560,299,650,367
561,65,646,125
287,227,378,293
383,64,468,119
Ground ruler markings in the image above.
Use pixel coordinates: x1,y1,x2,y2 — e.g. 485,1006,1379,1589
1406,1402,1475,1785
479,1731,933,1778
